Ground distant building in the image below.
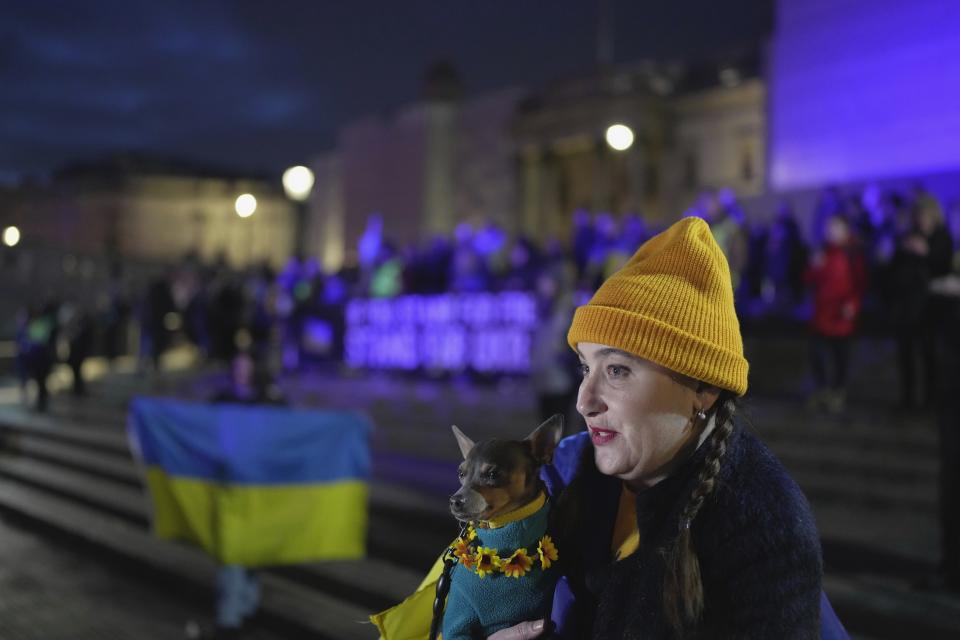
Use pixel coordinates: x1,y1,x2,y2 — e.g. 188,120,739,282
3,154,296,268
769,0,960,189
306,63,523,273
514,55,764,237
307,54,765,271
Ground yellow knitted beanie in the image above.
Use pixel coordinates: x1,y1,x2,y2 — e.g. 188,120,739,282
567,216,748,395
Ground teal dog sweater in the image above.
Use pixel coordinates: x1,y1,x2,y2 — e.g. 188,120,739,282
442,496,557,639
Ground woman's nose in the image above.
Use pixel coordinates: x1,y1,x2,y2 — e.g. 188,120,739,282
576,375,605,417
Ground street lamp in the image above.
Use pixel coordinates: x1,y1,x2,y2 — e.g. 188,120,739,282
283,165,315,256
235,193,257,218
282,165,315,202
2,225,20,247
605,123,635,151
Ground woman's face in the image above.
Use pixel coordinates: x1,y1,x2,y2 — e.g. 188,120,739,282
576,342,714,489
825,217,850,245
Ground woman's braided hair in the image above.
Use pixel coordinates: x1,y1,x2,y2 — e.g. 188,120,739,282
661,390,739,637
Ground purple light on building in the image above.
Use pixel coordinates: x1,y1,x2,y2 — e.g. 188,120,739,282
769,0,960,189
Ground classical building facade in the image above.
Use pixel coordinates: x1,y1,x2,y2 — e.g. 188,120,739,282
514,60,765,238
307,56,765,271
3,155,297,269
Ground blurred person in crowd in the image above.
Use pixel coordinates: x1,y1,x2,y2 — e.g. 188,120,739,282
13,307,31,405
805,214,867,414
870,191,909,267
707,190,748,297
473,219,507,262
583,212,619,288
928,261,960,593
946,199,960,243
208,270,244,365
187,351,284,640
571,208,595,278
182,267,211,358
370,242,404,298
742,222,769,308
764,201,808,314
21,302,58,412
846,193,876,251
887,197,953,409
245,264,276,367
619,212,647,250
59,299,94,397
530,262,578,426
499,237,541,291
420,236,453,294
280,257,324,370
811,186,844,248
399,242,422,294
600,214,648,286
100,273,131,365
358,213,384,272
449,242,489,293
139,271,176,373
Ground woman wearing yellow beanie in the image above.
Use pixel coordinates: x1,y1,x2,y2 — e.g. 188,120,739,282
493,217,847,639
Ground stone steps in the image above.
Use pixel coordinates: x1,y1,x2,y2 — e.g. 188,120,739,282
1,355,956,640
0,478,379,640
0,413,453,635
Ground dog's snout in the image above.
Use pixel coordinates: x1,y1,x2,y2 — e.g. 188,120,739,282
450,494,465,510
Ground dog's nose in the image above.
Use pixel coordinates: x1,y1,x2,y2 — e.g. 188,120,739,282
450,495,465,510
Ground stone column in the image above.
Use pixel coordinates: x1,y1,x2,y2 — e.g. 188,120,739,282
422,102,457,236
519,145,542,238
540,149,561,242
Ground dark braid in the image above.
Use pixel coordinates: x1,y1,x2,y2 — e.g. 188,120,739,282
662,391,739,637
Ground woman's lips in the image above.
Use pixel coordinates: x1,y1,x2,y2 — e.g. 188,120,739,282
588,426,617,446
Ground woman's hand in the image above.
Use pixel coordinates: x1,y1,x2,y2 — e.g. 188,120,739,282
488,619,547,639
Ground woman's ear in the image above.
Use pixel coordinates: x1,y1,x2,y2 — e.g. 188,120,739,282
695,384,721,415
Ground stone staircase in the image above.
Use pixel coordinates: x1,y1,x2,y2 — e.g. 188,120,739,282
1,352,959,639
0,391,456,639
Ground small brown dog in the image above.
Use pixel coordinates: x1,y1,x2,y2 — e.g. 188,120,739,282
448,416,562,522
439,415,564,639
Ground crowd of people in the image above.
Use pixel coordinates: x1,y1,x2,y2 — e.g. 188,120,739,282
13,184,960,417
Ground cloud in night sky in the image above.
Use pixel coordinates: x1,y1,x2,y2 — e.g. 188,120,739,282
0,0,771,178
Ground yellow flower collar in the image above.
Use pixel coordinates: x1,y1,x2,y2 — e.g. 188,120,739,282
478,492,547,529
447,528,559,579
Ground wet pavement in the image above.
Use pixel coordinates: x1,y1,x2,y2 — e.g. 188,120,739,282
0,515,284,640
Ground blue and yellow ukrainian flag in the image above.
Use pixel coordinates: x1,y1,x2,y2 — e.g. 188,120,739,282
128,397,372,567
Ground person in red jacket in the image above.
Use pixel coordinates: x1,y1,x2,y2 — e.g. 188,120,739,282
805,214,867,413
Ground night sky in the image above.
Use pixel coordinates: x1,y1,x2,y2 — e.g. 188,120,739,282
1,1,772,180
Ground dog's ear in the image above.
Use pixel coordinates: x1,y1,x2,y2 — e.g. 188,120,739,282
526,414,564,464
451,425,475,459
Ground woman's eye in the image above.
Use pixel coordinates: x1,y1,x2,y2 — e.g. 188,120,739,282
577,363,589,377
607,364,629,378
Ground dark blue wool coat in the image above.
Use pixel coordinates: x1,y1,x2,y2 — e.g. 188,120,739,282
541,423,849,639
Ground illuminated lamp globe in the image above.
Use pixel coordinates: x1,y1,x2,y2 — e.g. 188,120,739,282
282,165,315,201
3,225,20,247
235,194,257,218
605,124,635,151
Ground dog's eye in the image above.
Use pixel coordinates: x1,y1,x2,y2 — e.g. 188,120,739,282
484,468,498,481
457,468,466,479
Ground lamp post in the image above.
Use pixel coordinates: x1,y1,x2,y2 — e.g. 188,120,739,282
2,225,20,247
605,123,634,152
282,165,314,257
235,194,257,264
235,194,257,218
